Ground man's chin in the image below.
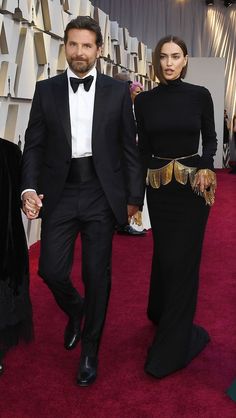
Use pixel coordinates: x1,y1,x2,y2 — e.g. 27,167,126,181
71,64,88,75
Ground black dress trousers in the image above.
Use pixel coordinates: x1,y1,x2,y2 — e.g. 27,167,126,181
39,175,115,356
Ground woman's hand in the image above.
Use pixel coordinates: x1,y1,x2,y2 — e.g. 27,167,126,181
193,169,217,206
193,169,213,193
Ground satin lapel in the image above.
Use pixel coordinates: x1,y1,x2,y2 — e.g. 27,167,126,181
92,73,109,145
52,72,71,147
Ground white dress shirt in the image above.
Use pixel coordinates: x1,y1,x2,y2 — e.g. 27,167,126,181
67,66,97,158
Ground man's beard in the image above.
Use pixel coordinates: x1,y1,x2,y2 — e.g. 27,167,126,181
69,58,94,75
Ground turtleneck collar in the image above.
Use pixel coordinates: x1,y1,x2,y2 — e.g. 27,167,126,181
159,78,182,87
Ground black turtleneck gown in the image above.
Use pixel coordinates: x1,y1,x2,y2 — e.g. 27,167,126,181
134,79,217,378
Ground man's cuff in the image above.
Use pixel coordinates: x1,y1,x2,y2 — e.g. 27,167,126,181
21,189,36,200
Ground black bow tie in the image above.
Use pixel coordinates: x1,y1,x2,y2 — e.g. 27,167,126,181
69,75,94,93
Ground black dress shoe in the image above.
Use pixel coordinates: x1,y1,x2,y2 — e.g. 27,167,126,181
64,314,83,350
76,356,98,387
117,225,146,236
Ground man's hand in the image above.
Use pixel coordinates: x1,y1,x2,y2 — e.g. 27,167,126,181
127,204,139,221
22,191,44,219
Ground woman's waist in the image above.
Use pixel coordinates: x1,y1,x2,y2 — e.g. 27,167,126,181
148,153,200,169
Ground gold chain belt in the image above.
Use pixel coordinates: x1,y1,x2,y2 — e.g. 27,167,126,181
151,152,198,160
146,159,216,206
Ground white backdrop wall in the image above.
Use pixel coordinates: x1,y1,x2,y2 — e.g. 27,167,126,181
186,57,225,169
0,0,156,245
0,0,230,244
92,0,236,123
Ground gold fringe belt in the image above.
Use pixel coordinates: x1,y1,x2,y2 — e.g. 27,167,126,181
146,159,217,206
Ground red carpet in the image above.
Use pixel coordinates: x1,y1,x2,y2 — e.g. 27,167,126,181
0,169,236,418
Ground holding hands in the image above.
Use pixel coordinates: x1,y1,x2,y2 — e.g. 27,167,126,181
22,191,44,219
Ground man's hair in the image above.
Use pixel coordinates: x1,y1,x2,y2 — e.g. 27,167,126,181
153,35,188,84
64,16,103,47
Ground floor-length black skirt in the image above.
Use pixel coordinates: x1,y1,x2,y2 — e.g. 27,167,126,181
0,138,33,362
145,178,210,378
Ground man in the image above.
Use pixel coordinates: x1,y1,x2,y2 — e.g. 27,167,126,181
21,16,143,386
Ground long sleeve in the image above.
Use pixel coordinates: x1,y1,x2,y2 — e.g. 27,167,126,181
21,83,47,193
134,80,217,171
198,87,217,169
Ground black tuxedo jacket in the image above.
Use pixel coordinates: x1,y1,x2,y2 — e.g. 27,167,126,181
21,71,143,225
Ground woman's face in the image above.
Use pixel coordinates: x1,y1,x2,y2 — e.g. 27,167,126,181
160,42,187,81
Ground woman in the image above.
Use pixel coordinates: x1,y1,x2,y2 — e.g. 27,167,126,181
229,114,236,174
134,36,217,378
233,114,236,143
0,138,33,375
223,109,230,168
